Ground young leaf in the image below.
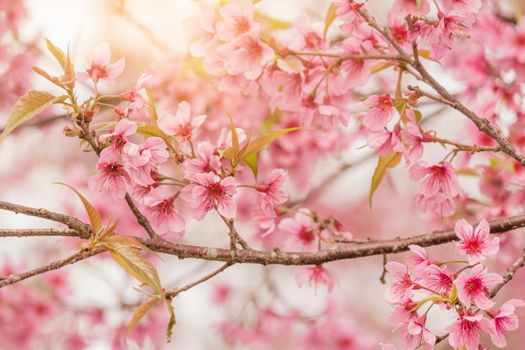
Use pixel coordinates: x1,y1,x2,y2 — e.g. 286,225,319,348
137,125,170,140
165,300,176,342
323,3,337,40
242,127,300,157
369,152,402,207
102,236,163,295
0,91,65,144
45,38,67,69
128,296,161,333
56,182,103,239
243,152,258,178
32,66,66,89
227,113,239,155
147,88,159,122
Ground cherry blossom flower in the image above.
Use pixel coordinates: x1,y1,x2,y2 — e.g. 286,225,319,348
420,264,453,293
455,264,502,310
455,218,500,264
181,172,237,220
77,43,125,82
184,1,217,57
366,124,403,156
222,30,274,80
98,118,138,160
402,315,435,349
183,141,221,179
88,156,131,200
279,212,317,251
256,169,288,212
216,3,256,41
143,189,185,238
361,94,395,131
447,314,494,350
488,299,525,348
295,265,336,292
158,101,206,139
389,0,430,21
385,261,414,303
407,244,431,276
410,160,460,197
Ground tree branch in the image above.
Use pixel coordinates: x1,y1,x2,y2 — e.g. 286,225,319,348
2,200,525,266
0,247,104,289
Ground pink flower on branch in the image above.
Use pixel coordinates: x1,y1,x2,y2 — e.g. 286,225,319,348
77,43,125,82
455,264,502,310
256,169,288,213
88,156,131,200
143,189,185,238
455,218,500,264
181,172,237,220
295,264,336,292
447,314,494,350
361,94,395,131
488,299,525,348
158,101,206,140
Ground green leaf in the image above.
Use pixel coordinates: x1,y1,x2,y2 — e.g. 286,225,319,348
414,109,423,122
369,152,402,207
0,91,65,144
137,124,170,140
147,88,159,122
244,152,258,178
56,183,103,239
323,3,337,40
128,296,161,333
102,235,163,295
242,127,301,157
32,66,66,89
165,300,176,342
45,38,67,69
227,113,239,155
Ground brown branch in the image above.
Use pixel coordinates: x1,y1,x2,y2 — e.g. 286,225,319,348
0,247,104,288
0,200,91,236
357,9,525,169
2,200,525,266
0,228,79,238
490,248,525,297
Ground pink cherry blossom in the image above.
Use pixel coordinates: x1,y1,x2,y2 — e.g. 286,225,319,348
410,160,459,197
455,218,500,264
279,212,318,251
455,264,503,310
385,261,414,303
222,30,274,80
77,43,125,82
295,265,336,292
183,141,221,179
361,94,395,131
98,118,138,160
143,189,185,238
216,3,256,42
184,1,217,57
389,0,430,21
447,314,494,350
158,101,206,139
402,315,435,349
181,172,237,220
366,124,403,156
256,169,288,213
407,244,431,276
489,299,525,348
420,264,453,293
88,155,131,200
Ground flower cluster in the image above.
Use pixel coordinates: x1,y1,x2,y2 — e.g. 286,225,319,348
384,219,522,349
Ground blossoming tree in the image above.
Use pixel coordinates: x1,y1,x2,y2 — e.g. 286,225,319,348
2,0,525,348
